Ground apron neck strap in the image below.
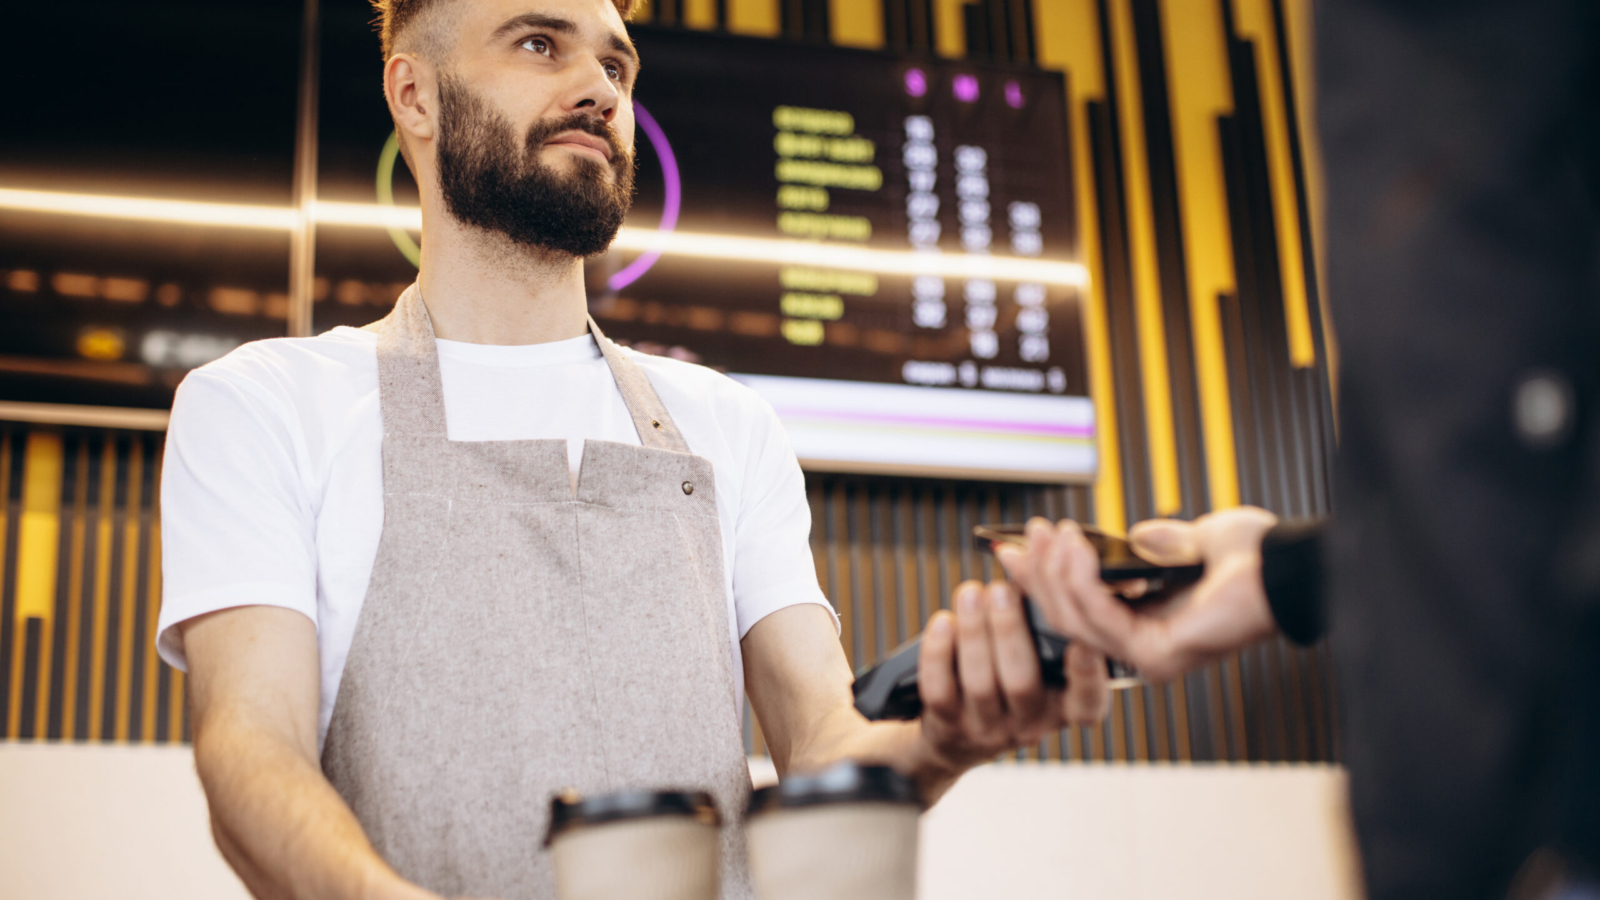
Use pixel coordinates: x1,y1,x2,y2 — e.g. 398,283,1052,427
374,285,690,453
586,315,691,453
375,284,449,439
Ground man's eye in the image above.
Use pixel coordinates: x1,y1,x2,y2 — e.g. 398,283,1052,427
603,62,621,81
520,36,551,56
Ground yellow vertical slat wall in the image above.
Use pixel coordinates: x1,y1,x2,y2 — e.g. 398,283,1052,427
1104,0,1185,518
0,426,183,743
1234,0,1315,369
1035,0,1127,538
3,0,1334,761
1160,0,1241,511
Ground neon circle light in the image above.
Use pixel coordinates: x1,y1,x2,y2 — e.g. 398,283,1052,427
376,100,682,291
376,131,422,267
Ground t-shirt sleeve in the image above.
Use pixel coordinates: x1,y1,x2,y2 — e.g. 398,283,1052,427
155,367,319,671
731,396,838,638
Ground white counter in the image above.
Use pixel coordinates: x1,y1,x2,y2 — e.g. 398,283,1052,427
0,744,1361,900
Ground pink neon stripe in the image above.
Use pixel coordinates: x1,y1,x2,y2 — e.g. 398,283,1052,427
774,407,1094,438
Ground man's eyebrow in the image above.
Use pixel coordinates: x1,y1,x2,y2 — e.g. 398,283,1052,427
607,32,641,69
489,12,576,41
489,12,641,68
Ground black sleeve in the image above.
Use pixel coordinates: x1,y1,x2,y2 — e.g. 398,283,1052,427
1259,520,1326,646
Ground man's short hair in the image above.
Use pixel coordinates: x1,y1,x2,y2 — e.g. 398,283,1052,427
372,0,639,60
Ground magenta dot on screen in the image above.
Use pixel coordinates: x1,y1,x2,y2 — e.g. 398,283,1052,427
1005,80,1024,109
905,69,927,97
953,74,979,103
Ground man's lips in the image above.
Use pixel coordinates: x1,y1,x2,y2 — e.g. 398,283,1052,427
544,131,613,162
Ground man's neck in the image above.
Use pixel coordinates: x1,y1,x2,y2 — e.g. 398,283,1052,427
415,207,591,346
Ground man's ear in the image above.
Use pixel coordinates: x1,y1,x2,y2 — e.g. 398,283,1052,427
384,53,438,148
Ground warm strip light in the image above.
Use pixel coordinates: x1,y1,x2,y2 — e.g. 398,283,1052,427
0,187,1090,287
314,200,421,230
0,187,299,230
606,229,1087,285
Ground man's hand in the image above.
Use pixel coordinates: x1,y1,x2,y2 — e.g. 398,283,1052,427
742,584,1112,807
914,581,1110,775
994,509,1280,683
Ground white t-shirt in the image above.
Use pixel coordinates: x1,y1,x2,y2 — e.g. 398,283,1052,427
155,327,835,750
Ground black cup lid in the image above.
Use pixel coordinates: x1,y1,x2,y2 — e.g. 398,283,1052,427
544,788,721,846
746,761,922,817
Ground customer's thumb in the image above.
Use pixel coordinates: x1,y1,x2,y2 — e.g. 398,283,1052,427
1128,519,1199,564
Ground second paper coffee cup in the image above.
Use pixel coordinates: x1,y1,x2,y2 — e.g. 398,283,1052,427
545,788,721,900
744,761,922,900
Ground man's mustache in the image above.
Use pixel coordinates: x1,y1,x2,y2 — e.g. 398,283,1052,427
522,114,630,168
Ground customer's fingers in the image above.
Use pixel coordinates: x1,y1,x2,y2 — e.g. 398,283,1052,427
1053,524,1140,653
993,516,1052,599
1033,521,1098,639
986,581,1046,742
1078,586,1180,680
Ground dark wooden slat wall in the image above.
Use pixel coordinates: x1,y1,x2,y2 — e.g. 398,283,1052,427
0,428,1332,761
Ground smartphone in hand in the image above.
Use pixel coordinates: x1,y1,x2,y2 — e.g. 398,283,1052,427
971,523,1203,592
852,522,1193,721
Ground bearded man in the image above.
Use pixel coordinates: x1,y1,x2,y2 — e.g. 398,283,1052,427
154,2,1113,898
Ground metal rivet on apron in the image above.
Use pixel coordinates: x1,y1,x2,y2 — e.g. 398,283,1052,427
652,419,662,429
682,481,694,495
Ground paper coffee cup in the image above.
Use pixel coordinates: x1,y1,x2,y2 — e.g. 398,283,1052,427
744,761,922,900
545,788,721,900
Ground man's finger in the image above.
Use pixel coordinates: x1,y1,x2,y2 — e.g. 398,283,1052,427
917,610,960,721
952,582,1004,732
1062,643,1111,725
987,581,1045,738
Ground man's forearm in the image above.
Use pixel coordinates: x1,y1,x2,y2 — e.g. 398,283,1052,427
196,709,411,900
786,706,964,805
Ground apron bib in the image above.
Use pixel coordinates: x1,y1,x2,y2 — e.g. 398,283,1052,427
321,285,753,899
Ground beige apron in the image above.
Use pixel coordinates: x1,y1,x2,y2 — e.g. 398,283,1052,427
321,285,753,900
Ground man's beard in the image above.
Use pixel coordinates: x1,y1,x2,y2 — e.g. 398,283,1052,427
435,74,635,257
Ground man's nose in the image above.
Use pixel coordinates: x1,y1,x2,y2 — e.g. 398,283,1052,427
566,58,620,124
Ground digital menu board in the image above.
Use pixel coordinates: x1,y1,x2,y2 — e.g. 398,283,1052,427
626,31,1094,482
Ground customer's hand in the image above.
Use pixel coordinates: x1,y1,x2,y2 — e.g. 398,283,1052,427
994,509,1280,682
916,580,1111,773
